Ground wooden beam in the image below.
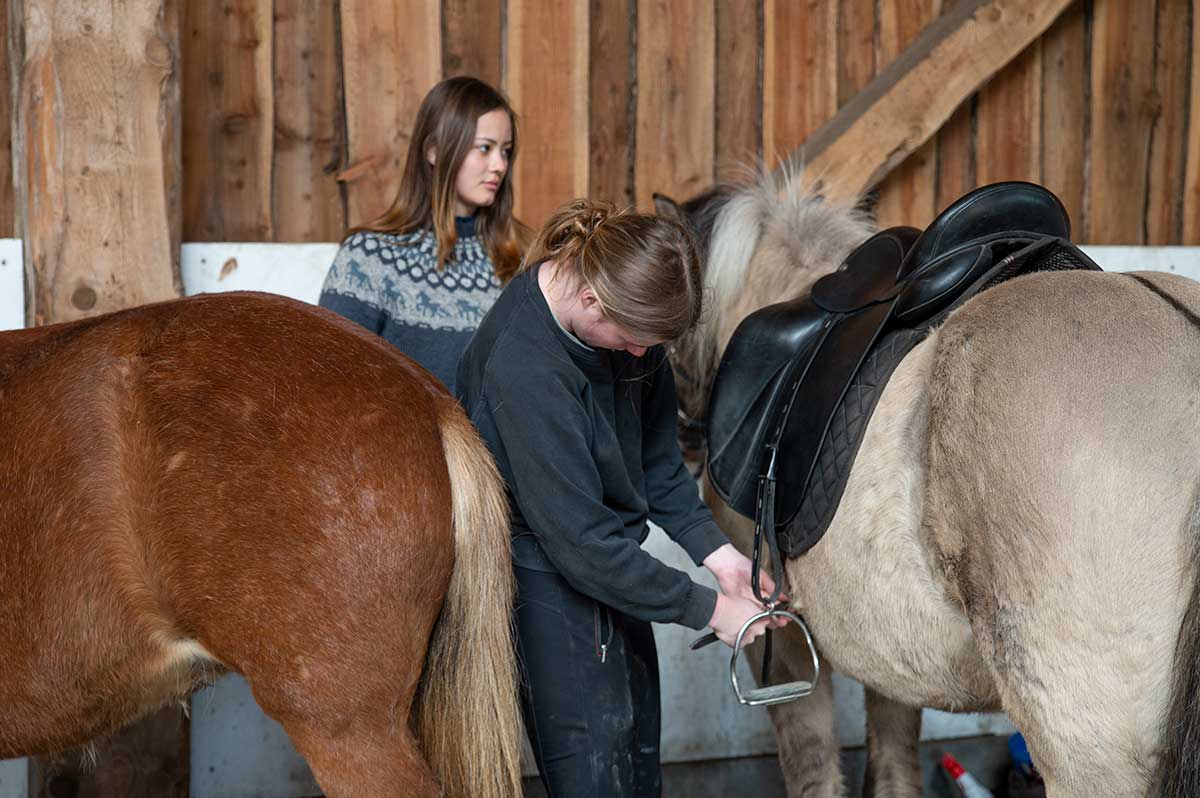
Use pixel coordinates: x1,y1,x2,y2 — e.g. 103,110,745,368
0,7,13,238
272,0,343,242
1145,0,1191,244
1040,1,1087,236
763,0,836,169
1088,0,1156,244
181,0,274,241
588,0,635,206
715,0,762,179
340,0,440,227
784,0,1076,202
838,0,877,108
976,38,1042,185
874,0,942,228
13,0,182,326
1185,0,1200,244
507,0,589,226
442,0,502,86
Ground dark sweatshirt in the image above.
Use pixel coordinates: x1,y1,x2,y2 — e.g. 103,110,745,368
456,264,728,630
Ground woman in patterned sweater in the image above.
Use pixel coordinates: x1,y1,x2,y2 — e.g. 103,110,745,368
319,76,526,393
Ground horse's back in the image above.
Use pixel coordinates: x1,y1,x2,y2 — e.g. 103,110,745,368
0,292,458,755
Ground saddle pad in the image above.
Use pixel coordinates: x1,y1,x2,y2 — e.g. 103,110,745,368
781,325,927,555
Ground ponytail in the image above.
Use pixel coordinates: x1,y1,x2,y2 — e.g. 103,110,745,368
519,199,704,343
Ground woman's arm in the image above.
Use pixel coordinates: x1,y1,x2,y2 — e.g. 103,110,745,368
639,350,728,562
639,352,788,645
488,371,719,630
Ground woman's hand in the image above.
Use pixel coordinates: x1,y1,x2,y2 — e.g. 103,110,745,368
702,543,788,608
702,543,790,644
707,593,773,648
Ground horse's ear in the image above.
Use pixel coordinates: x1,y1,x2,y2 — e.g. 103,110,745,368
653,192,684,221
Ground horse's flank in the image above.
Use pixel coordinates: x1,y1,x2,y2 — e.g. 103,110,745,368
0,291,520,797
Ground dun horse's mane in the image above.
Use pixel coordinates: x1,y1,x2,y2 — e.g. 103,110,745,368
694,165,875,379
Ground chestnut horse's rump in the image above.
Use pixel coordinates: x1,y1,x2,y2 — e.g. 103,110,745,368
0,291,519,798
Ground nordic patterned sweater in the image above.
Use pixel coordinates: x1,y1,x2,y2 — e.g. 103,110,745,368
318,216,500,394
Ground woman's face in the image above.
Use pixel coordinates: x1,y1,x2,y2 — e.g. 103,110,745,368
453,109,513,216
572,291,661,357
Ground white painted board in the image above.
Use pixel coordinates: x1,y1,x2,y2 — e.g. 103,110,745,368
0,240,23,332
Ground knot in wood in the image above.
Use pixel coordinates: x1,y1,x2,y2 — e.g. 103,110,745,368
71,284,97,311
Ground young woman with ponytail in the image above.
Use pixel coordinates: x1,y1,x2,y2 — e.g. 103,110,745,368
457,199,783,797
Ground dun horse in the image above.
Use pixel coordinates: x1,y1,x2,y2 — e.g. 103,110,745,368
0,292,521,798
657,175,1200,798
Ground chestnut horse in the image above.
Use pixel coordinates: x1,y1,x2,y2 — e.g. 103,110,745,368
657,174,1200,798
0,292,521,798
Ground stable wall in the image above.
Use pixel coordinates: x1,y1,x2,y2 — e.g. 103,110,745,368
3,1,1200,248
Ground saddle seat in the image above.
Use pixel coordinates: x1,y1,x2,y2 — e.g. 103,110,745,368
706,182,1101,558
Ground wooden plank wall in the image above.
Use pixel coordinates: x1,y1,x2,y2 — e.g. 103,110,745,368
3,0,1200,244
0,5,13,238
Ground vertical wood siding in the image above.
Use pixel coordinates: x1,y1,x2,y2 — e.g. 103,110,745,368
635,0,715,208
507,0,589,226
4,1,1198,244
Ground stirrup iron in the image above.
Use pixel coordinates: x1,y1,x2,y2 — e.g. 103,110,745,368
729,608,820,706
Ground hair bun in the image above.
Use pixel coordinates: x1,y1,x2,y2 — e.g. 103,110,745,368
573,201,618,245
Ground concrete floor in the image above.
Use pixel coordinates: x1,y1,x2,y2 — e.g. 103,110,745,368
522,734,1020,797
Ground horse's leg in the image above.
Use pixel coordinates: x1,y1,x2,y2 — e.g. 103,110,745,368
705,483,844,797
227,594,446,798
767,661,844,798
862,689,921,798
283,717,438,797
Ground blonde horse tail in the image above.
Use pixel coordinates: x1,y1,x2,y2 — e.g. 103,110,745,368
1156,483,1200,798
417,401,521,798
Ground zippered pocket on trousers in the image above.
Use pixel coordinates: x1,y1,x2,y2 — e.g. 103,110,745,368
593,603,614,663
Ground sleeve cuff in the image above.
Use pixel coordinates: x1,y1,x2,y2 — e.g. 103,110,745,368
673,519,730,566
679,583,718,631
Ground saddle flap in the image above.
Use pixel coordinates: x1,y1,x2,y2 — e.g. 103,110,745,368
706,298,830,517
810,227,920,313
771,302,892,529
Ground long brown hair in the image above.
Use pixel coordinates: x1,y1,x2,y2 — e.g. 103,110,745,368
349,77,527,280
521,199,704,343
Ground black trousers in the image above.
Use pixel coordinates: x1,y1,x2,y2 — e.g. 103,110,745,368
514,565,662,798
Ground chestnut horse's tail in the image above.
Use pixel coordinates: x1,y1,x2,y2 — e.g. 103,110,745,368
418,402,521,798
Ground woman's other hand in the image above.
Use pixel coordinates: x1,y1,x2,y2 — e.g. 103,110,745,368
702,542,789,608
707,593,774,648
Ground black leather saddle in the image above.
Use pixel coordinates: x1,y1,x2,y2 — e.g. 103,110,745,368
706,182,1102,559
